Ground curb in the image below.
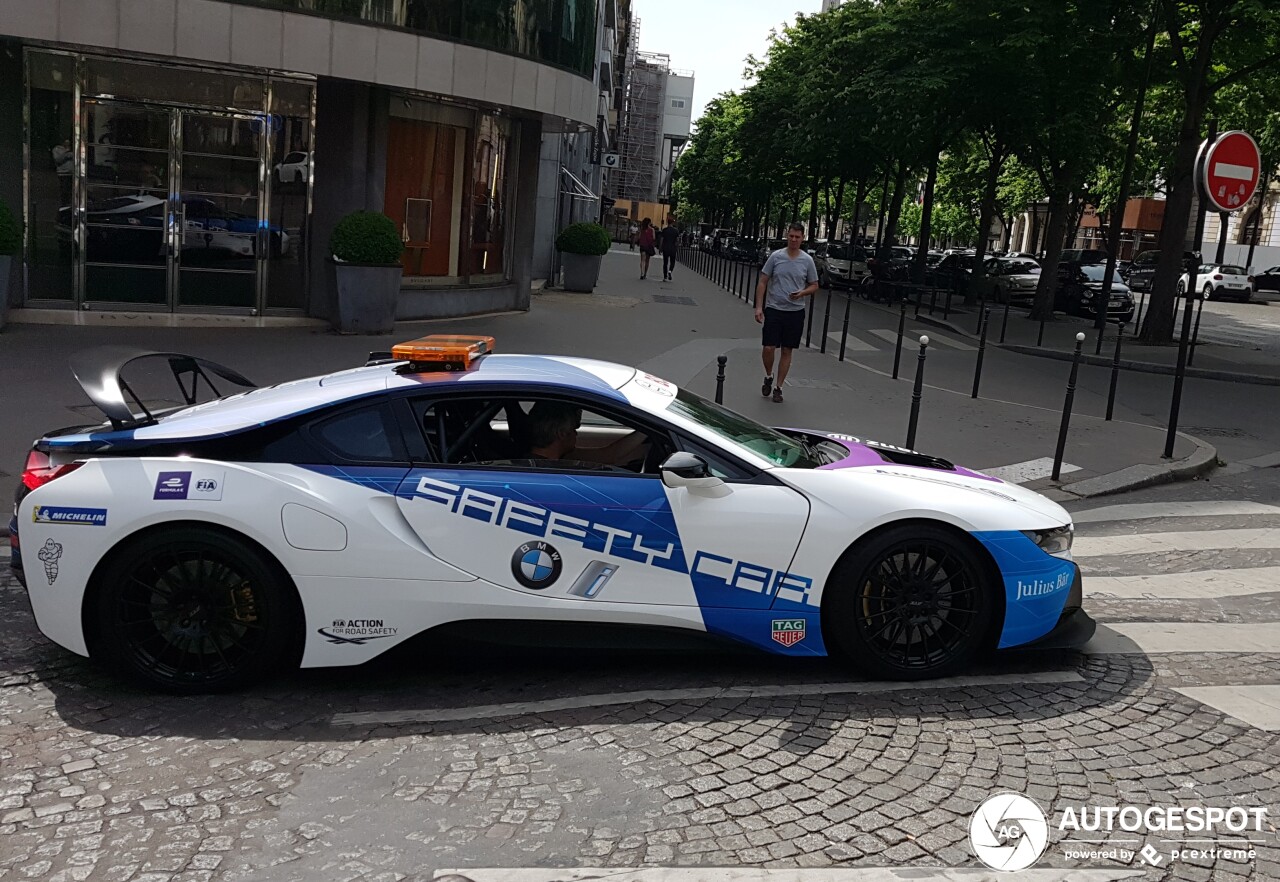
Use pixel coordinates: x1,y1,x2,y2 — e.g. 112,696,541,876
1048,431,1218,500
997,343,1280,386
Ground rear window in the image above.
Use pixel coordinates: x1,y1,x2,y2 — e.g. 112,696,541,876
1134,251,1158,265
1217,265,1246,275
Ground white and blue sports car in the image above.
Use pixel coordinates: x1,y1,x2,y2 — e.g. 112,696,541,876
11,336,1093,692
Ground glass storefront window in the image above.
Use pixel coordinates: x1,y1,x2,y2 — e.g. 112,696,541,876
469,113,510,281
85,58,265,110
25,52,75,301
265,80,313,309
385,116,468,281
232,0,597,77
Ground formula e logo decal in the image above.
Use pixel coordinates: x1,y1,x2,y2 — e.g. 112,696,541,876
512,541,562,589
317,619,398,646
154,471,191,499
771,619,806,647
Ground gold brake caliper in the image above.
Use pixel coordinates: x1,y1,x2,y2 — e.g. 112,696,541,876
229,582,259,624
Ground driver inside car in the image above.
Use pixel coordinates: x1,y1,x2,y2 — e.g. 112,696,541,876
523,401,650,469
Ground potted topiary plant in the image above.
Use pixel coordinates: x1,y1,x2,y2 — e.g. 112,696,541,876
556,222,610,292
330,210,405,334
0,198,19,326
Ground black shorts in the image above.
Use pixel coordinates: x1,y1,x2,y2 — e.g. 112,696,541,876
762,306,805,349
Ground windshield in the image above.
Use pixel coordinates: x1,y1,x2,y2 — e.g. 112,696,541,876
827,244,864,261
1002,261,1040,275
1079,265,1123,282
665,387,820,468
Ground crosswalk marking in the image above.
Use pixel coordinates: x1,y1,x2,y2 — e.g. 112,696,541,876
911,328,976,351
1072,501,1280,524
867,328,908,346
1173,686,1280,732
1073,527,1280,558
1084,622,1280,654
436,870,1146,882
1086,567,1280,599
984,457,1082,484
824,330,878,351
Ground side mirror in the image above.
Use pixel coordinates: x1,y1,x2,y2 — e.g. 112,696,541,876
660,452,730,498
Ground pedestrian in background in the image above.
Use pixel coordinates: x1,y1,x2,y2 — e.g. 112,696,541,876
628,222,638,251
658,217,680,281
637,218,656,279
754,222,818,403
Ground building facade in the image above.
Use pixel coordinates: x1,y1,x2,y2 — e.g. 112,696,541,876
0,0,601,324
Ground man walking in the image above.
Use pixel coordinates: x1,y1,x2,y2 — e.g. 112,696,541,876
658,217,680,281
754,223,818,403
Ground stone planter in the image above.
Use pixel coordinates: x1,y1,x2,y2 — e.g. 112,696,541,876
333,262,402,334
561,252,603,293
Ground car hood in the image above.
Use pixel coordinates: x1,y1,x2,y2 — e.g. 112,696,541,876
785,430,1070,528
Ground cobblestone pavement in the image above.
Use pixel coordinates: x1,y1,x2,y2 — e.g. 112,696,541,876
4,482,1280,881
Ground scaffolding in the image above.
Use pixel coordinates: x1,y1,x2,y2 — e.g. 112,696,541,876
609,23,668,205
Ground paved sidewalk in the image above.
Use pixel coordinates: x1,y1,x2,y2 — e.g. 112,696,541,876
919,290,1280,384
0,248,1212,500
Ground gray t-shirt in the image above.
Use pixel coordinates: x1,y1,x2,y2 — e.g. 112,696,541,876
762,249,818,311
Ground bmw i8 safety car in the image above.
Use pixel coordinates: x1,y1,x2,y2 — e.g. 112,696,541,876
11,335,1094,692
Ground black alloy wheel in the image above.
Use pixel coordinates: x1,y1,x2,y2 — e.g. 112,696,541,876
825,524,995,680
94,528,299,693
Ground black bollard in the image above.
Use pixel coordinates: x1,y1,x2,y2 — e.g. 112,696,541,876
715,354,727,405
892,300,907,379
999,296,1012,344
1052,333,1086,481
733,258,740,298
906,335,930,449
820,288,834,354
839,291,853,361
1164,285,1198,458
1188,291,1206,367
975,295,986,335
1134,290,1147,332
1106,322,1126,421
971,307,991,399
943,283,953,321
805,289,816,347
1094,316,1106,356
1037,316,1046,347
929,285,938,315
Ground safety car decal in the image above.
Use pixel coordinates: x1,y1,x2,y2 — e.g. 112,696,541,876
972,530,1075,648
303,464,825,656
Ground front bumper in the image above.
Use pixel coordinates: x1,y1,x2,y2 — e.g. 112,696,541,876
1015,564,1095,649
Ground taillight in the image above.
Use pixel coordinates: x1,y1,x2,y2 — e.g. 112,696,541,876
21,449,84,491
1213,274,1223,280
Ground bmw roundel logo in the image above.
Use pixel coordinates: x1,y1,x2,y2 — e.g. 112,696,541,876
511,541,562,590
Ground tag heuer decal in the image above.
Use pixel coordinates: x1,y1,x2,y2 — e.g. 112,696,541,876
771,618,806,647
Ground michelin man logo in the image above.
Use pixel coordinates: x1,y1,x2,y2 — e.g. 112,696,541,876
969,792,1049,872
37,539,64,585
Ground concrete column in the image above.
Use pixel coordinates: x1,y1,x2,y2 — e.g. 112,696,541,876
309,77,386,323
510,116,543,311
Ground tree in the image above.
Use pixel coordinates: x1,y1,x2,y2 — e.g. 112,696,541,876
1140,0,1280,343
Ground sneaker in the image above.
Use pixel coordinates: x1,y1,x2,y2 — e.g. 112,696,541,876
772,387,784,403
761,376,773,397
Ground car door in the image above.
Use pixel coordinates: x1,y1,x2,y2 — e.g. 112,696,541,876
391,390,809,613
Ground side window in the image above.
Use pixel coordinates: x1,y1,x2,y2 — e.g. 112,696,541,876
410,395,671,474
308,403,403,464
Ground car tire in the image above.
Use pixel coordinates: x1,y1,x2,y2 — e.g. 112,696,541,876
91,526,302,693
1203,284,1214,302
822,523,997,680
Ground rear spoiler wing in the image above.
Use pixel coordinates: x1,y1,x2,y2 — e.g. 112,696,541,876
69,347,257,431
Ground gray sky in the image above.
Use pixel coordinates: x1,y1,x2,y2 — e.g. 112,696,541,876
629,0,822,124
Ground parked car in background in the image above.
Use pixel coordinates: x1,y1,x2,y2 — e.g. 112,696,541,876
728,237,762,261
928,251,977,293
1054,262,1134,321
1178,264,1255,302
820,242,870,289
1125,249,1200,292
985,257,1042,306
1060,248,1107,265
925,251,945,266
1254,266,1280,294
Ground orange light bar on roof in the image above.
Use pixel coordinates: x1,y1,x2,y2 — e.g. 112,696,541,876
391,334,496,371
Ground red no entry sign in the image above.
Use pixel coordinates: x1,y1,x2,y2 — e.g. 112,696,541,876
1200,131,1261,212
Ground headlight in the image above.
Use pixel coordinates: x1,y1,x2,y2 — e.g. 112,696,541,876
1023,525,1073,558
